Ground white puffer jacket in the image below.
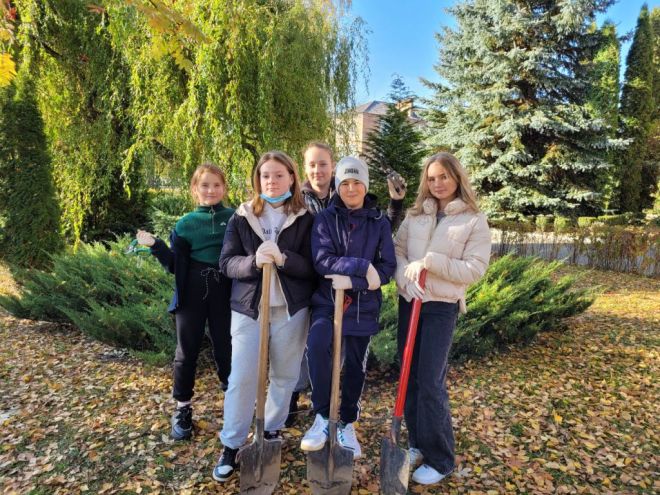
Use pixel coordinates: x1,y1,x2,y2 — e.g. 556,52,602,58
394,197,491,313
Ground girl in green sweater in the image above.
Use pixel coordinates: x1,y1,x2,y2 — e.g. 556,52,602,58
136,163,234,440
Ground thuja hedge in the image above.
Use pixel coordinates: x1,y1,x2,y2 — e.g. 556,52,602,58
371,255,595,366
0,237,175,363
1,245,594,367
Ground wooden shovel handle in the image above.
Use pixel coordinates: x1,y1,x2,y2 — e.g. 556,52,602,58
328,288,344,423
393,270,427,418
255,263,272,422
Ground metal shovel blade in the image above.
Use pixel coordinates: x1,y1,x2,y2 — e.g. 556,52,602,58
239,436,282,495
307,437,353,495
379,436,410,495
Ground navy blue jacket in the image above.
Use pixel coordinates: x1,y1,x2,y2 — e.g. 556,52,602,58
311,194,396,336
151,230,192,313
219,203,317,319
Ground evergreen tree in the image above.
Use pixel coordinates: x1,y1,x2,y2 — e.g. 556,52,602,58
645,7,660,211
0,58,62,267
617,4,655,213
425,0,620,218
362,76,426,209
586,21,620,209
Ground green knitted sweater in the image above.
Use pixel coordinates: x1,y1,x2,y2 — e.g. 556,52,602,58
175,203,234,265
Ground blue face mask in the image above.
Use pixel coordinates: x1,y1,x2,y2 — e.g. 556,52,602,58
260,191,292,204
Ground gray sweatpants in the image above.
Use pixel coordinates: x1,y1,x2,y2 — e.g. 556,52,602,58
220,306,308,449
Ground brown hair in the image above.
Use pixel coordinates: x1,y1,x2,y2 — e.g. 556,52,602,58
303,141,335,162
408,152,480,215
251,150,306,216
189,162,227,204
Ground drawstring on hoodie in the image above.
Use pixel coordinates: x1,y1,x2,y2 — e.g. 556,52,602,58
200,267,220,300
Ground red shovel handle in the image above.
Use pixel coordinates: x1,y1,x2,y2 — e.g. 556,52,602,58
393,269,427,418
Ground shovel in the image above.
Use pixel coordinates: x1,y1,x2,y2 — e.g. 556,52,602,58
240,263,282,494
307,288,354,495
380,269,427,495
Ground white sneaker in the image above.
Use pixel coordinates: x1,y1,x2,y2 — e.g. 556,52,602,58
409,447,423,468
411,464,450,485
300,414,328,452
337,422,362,459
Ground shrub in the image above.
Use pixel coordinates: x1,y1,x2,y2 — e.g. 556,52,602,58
597,214,628,225
554,216,574,231
372,255,594,367
0,73,62,268
577,216,597,228
147,189,192,239
535,215,554,232
580,224,660,274
0,236,175,362
370,282,400,366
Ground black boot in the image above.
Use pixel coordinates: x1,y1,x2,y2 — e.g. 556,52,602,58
285,392,300,428
170,405,193,440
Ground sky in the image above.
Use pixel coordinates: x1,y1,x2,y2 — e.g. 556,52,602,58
349,0,655,104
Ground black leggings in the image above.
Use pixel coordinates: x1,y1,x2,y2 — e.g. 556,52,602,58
172,261,232,402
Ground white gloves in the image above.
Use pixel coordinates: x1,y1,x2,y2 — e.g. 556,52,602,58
325,274,353,290
366,264,381,290
404,259,426,300
405,281,425,300
256,240,284,268
326,265,379,291
404,260,425,284
136,230,156,247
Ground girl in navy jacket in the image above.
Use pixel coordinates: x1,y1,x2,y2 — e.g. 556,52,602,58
300,156,396,459
213,150,316,482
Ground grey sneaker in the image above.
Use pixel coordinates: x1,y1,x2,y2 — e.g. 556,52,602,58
170,405,193,440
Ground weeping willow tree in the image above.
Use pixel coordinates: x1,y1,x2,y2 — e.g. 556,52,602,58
107,0,367,202
14,0,149,243
10,0,367,242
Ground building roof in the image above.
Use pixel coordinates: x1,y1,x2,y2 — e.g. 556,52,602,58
354,100,424,122
354,100,390,116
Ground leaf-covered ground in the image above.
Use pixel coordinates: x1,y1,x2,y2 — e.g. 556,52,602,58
1,265,658,494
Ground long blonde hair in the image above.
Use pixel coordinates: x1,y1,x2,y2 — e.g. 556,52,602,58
408,152,480,215
251,150,305,216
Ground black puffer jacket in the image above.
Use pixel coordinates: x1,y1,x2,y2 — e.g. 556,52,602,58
219,202,317,319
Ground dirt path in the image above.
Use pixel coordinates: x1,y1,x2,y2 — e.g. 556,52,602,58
1,267,657,494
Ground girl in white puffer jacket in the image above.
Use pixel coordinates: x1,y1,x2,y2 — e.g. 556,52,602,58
393,152,491,486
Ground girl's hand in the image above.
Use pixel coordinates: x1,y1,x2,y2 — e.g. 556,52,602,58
387,172,407,200
405,281,425,300
325,274,352,290
257,240,284,266
136,230,156,247
366,264,381,290
404,260,425,283
255,251,271,268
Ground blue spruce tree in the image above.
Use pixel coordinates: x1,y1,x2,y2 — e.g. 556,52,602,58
425,0,623,218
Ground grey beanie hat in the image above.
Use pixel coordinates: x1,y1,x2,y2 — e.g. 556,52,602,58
335,156,369,192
